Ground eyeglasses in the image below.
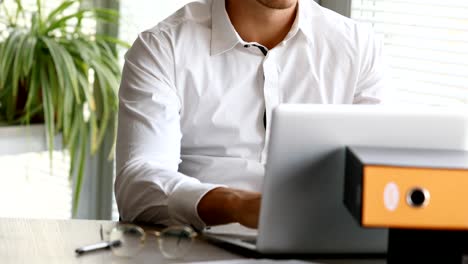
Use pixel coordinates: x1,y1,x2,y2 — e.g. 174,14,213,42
110,224,197,259
76,224,197,259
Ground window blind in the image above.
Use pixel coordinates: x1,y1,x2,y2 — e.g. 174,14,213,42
351,0,468,105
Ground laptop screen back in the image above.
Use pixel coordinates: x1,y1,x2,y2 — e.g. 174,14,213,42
257,104,468,254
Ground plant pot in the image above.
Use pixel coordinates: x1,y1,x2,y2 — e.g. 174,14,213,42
0,124,62,156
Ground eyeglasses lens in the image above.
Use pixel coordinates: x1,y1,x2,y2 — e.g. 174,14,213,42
109,225,145,257
158,226,195,259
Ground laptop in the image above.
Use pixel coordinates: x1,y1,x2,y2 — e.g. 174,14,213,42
203,104,468,255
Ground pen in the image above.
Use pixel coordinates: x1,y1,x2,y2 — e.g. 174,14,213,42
75,240,121,255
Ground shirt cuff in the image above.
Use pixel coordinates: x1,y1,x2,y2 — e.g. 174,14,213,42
167,179,226,231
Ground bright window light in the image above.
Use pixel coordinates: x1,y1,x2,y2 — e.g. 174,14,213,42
351,0,468,106
0,151,71,219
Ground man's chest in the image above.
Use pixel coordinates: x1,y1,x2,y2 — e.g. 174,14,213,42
173,38,359,158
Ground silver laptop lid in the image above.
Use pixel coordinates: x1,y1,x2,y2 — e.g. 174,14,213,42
257,104,468,254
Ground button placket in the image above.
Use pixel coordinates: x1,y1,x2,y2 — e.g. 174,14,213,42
261,53,279,163
263,63,276,128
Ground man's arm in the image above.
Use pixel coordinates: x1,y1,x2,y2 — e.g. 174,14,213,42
353,26,389,104
116,31,260,230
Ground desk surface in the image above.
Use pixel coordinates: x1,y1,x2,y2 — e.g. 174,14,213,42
0,218,389,264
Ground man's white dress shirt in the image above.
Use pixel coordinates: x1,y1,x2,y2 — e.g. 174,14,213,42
115,0,386,230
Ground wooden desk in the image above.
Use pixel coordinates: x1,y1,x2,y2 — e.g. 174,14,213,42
0,218,388,264
0,218,241,264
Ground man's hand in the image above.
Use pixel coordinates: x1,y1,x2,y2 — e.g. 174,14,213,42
197,187,261,229
231,190,262,228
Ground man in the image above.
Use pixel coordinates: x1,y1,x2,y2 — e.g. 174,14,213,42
115,0,386,231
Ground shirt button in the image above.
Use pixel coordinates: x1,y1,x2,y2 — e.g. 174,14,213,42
244,44,251,48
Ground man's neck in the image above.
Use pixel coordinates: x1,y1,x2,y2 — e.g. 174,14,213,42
225,0,298,50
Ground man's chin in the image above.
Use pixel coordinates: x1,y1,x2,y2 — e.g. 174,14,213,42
255,0,297,10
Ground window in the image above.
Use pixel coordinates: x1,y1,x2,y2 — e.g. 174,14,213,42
0,0,95,219
350,0,468,105
0,151,71,219
0,125,71,219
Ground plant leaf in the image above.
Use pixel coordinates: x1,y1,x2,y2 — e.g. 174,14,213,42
44,9,87,34
0,31,21,91
13,0,25,22
24,62,40,111
67,107,80,180
17,104,43,125
96,40,120,74
91,8,119,24
107,116,117,161
22,34,38,76
92,60,119,103
2,32,24,121
90,61,116,151
47,57,62,132
62,76,73,143
45,0,76,24
40,38,65,92
72,119,88,216
96,34,131,49
40,57,55,163
36,0,44,32
9,33,29,120
1,1,14,25
41,37,81,104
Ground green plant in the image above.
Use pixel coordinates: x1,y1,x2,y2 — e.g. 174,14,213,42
0,0,128,214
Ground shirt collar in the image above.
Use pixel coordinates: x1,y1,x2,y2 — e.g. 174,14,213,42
295,0,321,43
211,0,240,56
210,0,320,56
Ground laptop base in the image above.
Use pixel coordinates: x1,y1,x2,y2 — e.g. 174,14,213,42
203,234,387,260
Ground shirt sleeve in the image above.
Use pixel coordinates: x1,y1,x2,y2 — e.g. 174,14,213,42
115,31,223,230
353,26,391,104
